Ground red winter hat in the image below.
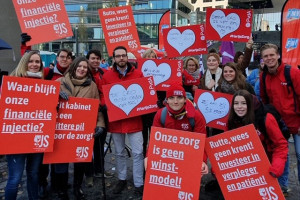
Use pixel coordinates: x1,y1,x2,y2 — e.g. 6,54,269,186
166,83,186,99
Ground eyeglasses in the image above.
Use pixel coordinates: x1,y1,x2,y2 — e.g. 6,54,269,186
114,54,127,59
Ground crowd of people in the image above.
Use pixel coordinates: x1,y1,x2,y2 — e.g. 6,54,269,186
2,33,300,200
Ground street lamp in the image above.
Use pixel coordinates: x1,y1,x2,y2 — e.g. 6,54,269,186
75,25,78,57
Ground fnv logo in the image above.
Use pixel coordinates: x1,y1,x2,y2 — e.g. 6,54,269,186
178,191,193,200
286,38,299,52
174,90,183,96
286,9,300,22
76,147,89,158
34,135,49,148
258,186,278,200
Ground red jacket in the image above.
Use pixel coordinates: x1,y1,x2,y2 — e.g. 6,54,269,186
152,100,206,160
92,68,107,105
102,64,143,133
258,113,288,177
153,101,206,134
260,63,300,133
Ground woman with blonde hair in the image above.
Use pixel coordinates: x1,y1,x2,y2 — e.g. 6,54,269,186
6,51,44,200
200,53,222,91
142,49,157,59
182,57,201,98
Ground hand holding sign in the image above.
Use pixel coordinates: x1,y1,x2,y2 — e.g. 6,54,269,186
109,84,144,115
210,10,240,38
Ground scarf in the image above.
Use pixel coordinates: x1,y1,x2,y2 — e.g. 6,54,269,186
56,63,68,74
219,80,236,94
26,71,42,79
165,104,186,119
205,67,222,91
188,68,200,80
63,73,91,97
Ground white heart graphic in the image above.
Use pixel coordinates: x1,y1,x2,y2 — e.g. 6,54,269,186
109,84,144,115
197,92,229,123
141,60,171,86
167,29,195,54
210,10,240,38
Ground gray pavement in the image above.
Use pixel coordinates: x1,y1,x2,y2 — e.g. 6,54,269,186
0,136,299,200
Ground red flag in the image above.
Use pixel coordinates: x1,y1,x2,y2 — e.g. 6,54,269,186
158,10,170,51
281,0,300,68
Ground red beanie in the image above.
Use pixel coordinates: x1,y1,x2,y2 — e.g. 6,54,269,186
166,84,186,99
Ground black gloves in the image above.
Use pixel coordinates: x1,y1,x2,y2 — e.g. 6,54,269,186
21,33,31,45
94,127,106,138
59,91,69,100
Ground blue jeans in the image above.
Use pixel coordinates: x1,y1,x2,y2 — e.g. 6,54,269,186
278,133,300,188
293,134,300,183
5,153,43,200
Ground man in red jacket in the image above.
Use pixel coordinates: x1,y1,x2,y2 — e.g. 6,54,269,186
102,46,144,198
259,43,300,196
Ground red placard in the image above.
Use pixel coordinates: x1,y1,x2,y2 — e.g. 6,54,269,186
138,58,183,91
12,0,73,46
0,76,59,154
281,0,300,68
43,97,99,163
144,126,206,200
102,77,158,122
163,24,207,58
205,8,253,42
205,124,285,200
98,5,141,56
194,90,233,131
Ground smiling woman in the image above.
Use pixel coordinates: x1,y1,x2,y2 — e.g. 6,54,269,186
216,62,255,95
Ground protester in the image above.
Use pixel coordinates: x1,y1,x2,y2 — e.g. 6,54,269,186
200,53,222,92
86,50,112,183
57,57,105,200
216,62,255,95
233,37,254,77
259,43,300,196
228,90,288,177
102,46,144,198
6,51,44,200
246,58,264,100
146,84,208,176
182,57,201,99
38,48,72,199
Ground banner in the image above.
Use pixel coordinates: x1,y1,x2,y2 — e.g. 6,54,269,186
205,124,285,200
98,5,141,57
163,24,207,57
0,76,59,154
102,77,158,122
194,90,233,131
138,58,183,91
43,97,99,163
205,8,252,42
144,126,206,200
158,10,171,51
281,0,300,68
12,0,73,46
220,41,235,65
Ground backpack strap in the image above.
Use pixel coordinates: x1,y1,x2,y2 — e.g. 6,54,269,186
284,65,298,113
188,117,195,131
160,107,195,130
160,107,167,127
262,70,269,103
